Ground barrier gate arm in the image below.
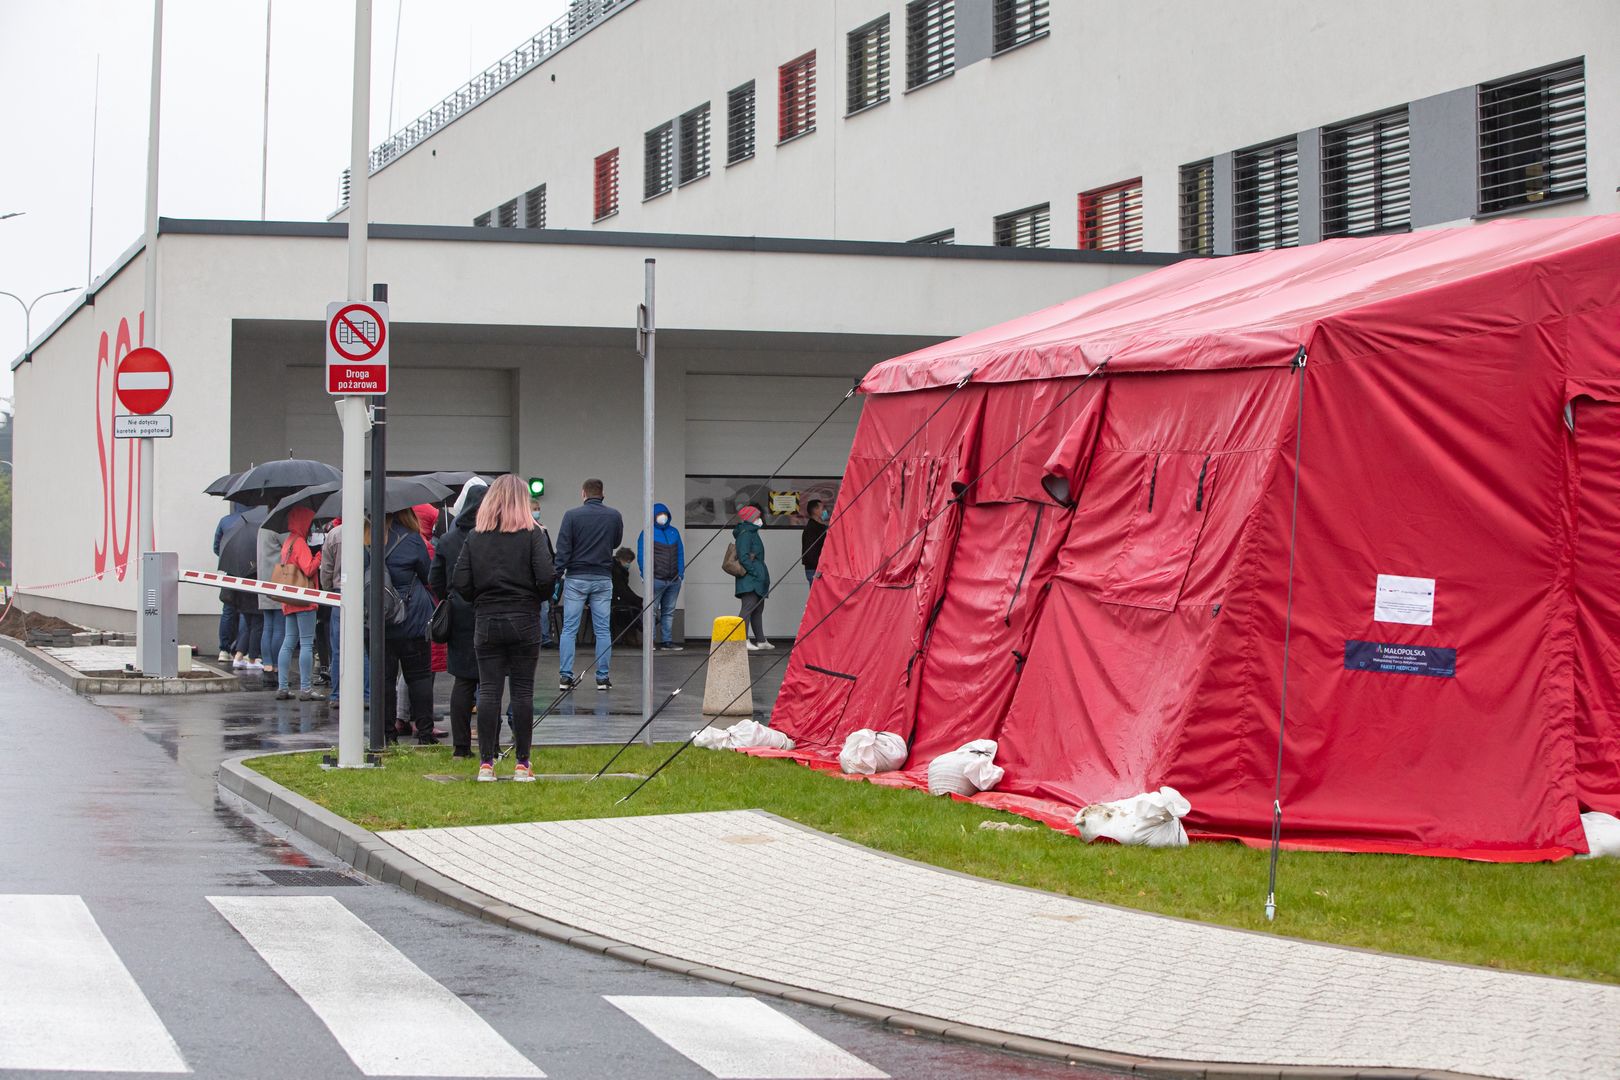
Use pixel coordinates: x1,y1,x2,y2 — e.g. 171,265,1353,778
180,569,342,608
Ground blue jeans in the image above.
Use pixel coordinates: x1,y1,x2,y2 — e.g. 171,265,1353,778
805,568,816,586
540,599,556,645
652,578,681,645
279,610,317,691
218,605,237,653
560,575,613,681
235,610,262,662
261,610,285,670
327,607,341,697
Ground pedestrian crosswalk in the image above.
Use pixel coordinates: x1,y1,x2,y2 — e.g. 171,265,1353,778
0,892,891,1079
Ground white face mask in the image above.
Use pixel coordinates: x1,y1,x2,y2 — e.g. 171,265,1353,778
655,514,670,526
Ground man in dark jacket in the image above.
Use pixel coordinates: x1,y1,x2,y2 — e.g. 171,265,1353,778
801,498,829,585
554,478,623,690
212,502,248,661
429,484,486,757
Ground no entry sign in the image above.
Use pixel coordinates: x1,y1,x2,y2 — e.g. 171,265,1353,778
115,347,173,415
326,300,389,395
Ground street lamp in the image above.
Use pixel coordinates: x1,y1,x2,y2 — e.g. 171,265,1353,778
0,286,80,364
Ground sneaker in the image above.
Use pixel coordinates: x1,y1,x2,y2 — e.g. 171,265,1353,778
275,689,292,700
247,659,264,671
596,677,612,691
746,641,763,652
217,650,232,662
297,690,319,702
232,657,248,669
512,762,535,783
664,642,685,652
559,677,575,691
756,640,775,650
476,763,496,782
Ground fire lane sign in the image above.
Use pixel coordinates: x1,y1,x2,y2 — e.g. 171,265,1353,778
326,300,389,395
114,414,174,439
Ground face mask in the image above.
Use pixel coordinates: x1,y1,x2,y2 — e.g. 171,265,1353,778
821,510,831,523
655,514,669,526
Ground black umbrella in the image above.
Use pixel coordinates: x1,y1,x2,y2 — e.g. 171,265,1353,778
225,459,342,507
410,470,489,493
266,477,454,531
204,471,243,497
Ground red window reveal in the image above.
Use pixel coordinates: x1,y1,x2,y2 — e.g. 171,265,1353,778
593,148,620,221
778,51,817,142
1078,178,1144,252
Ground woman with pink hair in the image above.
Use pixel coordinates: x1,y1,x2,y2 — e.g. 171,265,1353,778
450,474,556,782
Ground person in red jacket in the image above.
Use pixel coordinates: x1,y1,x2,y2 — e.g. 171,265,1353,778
415,504,449,678
276,505,324,701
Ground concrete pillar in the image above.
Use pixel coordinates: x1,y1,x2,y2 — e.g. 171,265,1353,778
702,615,753,717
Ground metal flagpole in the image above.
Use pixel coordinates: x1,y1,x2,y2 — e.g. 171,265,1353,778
336,0,373,768
641,259,656,745
86,55,99,288
136,0,163,662
260,0,272,221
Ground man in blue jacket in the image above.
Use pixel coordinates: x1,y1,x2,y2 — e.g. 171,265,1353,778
637,501,686,651
555,478,624,690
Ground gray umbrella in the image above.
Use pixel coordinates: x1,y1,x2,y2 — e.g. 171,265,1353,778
225,459,342,507
203,471,243,497
265,476,455,531
410,470,489,493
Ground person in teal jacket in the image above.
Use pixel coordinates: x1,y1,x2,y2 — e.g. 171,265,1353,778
733,505,771,650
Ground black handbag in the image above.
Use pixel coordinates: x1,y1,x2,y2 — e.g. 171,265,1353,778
428,598,452,644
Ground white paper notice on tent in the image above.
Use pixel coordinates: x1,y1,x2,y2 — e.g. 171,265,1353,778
1374,574,1435,626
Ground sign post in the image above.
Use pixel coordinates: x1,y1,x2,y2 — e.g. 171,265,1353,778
136,0,164,663
119,345,176,676
638,260,655,746
334,0,374,769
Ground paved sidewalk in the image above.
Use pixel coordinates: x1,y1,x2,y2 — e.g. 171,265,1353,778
384,810,1620,1080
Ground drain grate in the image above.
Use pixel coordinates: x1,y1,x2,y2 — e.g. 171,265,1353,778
259,869,366,887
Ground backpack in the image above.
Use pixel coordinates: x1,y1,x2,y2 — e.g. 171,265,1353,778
363,533,410,634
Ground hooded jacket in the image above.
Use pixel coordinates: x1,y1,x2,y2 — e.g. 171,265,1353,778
636,502,685,582
278,506,323,615
732,519,769,597
428,486,486,680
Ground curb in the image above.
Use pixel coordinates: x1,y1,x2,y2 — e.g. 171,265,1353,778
219,751,1487,1080
0,635,242,694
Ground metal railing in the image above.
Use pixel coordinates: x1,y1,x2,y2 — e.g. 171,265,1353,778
338,0,637,204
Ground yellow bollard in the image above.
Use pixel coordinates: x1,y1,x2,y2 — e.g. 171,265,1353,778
702,616,754,717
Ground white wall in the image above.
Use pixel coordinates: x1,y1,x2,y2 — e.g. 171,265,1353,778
356,0,1620,248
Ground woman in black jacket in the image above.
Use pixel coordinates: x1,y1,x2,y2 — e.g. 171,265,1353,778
428,483,487,758
451,474,556,781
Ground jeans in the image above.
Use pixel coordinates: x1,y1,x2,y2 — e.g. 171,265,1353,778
475,613,541,764
218,605,237,653
539,599,556,645
739,591,766,642
804,567,816,586
262,610,285,670
449,675,477,755
379,635,434,737
278,610,317,692
559,575,613,681
235,610,262,661
327,607,341,697
651,578,681,645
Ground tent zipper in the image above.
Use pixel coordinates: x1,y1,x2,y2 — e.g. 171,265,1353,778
1195,455,1210,511
1005,504,1045,625
1147,455,1159,511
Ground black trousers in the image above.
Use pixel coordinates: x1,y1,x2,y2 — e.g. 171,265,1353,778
381,635,434,737
474,612,541,765
449,675,477,756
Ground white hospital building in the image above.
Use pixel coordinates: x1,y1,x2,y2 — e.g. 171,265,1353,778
12,0,1617,642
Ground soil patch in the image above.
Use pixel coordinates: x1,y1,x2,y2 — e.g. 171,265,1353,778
0,605,82,642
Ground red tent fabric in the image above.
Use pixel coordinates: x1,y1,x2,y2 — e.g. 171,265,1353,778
770,216,1620,861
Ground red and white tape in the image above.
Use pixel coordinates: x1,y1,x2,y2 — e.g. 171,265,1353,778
179,570,342,608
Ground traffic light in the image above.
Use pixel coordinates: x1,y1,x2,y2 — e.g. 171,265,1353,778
527,477,546,498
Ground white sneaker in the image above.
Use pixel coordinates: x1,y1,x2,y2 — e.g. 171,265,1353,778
746,641,763,652
217,651,232,662
232,658,248,669
756,640,775,650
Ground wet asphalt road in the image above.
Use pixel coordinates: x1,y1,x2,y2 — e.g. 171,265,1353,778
0,649,1119,1080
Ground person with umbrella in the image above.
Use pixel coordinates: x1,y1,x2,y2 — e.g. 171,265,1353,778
372,506,437,743
272,506,324,700
211,500,249,662
217,506,266,670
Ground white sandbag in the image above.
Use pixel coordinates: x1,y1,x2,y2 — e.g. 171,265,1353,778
1075,787,1192,848
927,740,1005,796
1579,811,1620,858
723,718,796,751
691,727,732,750
838,729,909,774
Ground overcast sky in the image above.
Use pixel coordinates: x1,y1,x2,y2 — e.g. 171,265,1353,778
0,0,572,407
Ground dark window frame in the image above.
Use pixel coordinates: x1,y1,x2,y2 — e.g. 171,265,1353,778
677,103,712,186
992,0,1050,55
910,228,956,245
524,184,547,229
1322,106,1412,238
993,203,1050,249
905,0,955,91
1477,57,1587,216
497,197,518,229
473,210,492,228
644,122,674,201
1178,159,1215,255
1233,136,1300,253
847,15,891,116
727,81,757,165
778,50,818,143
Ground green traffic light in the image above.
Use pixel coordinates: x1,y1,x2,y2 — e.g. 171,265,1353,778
527,477,545,497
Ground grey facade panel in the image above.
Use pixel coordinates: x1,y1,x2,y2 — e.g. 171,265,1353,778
956,0,994,69
1213,152,1236,256
1410,86,1479,227
1297,128,1324,246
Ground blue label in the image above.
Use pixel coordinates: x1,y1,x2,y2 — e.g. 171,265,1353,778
1345,640,1456,678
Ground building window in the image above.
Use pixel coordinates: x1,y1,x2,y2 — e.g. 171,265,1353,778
678,104,711,185
1322,108,1411,238
727,81,756,164
1178,159,1214,254
497,198,518,229
524,184,547,229
847,16,891,114
1233,137,1299,252
906,0,954,90
994,203,1049,248
1478,58,1586,215
593,148,619,221
473,211,492,228
911,229,955,244
993,0,1049,53
1078,179,1143,252
778,51,817,142
644,122,674,200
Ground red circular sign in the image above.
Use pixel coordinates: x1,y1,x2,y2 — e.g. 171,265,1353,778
115,347,173,415
328,303,387,362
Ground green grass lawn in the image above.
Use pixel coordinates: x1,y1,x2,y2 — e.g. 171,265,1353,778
250,744,1620,985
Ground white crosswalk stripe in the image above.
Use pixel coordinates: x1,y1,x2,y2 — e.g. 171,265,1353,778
607,996,888,1079
0,894,190,1073
209,895,544,1078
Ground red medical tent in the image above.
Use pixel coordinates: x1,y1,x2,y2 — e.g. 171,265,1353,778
770,215,1620,861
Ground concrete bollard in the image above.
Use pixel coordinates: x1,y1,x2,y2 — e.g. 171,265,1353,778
702,615,754,718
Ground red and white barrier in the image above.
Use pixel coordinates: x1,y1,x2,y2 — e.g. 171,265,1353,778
180,569,342,608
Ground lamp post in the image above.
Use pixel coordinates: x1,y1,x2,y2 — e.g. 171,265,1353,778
1,286,81,362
